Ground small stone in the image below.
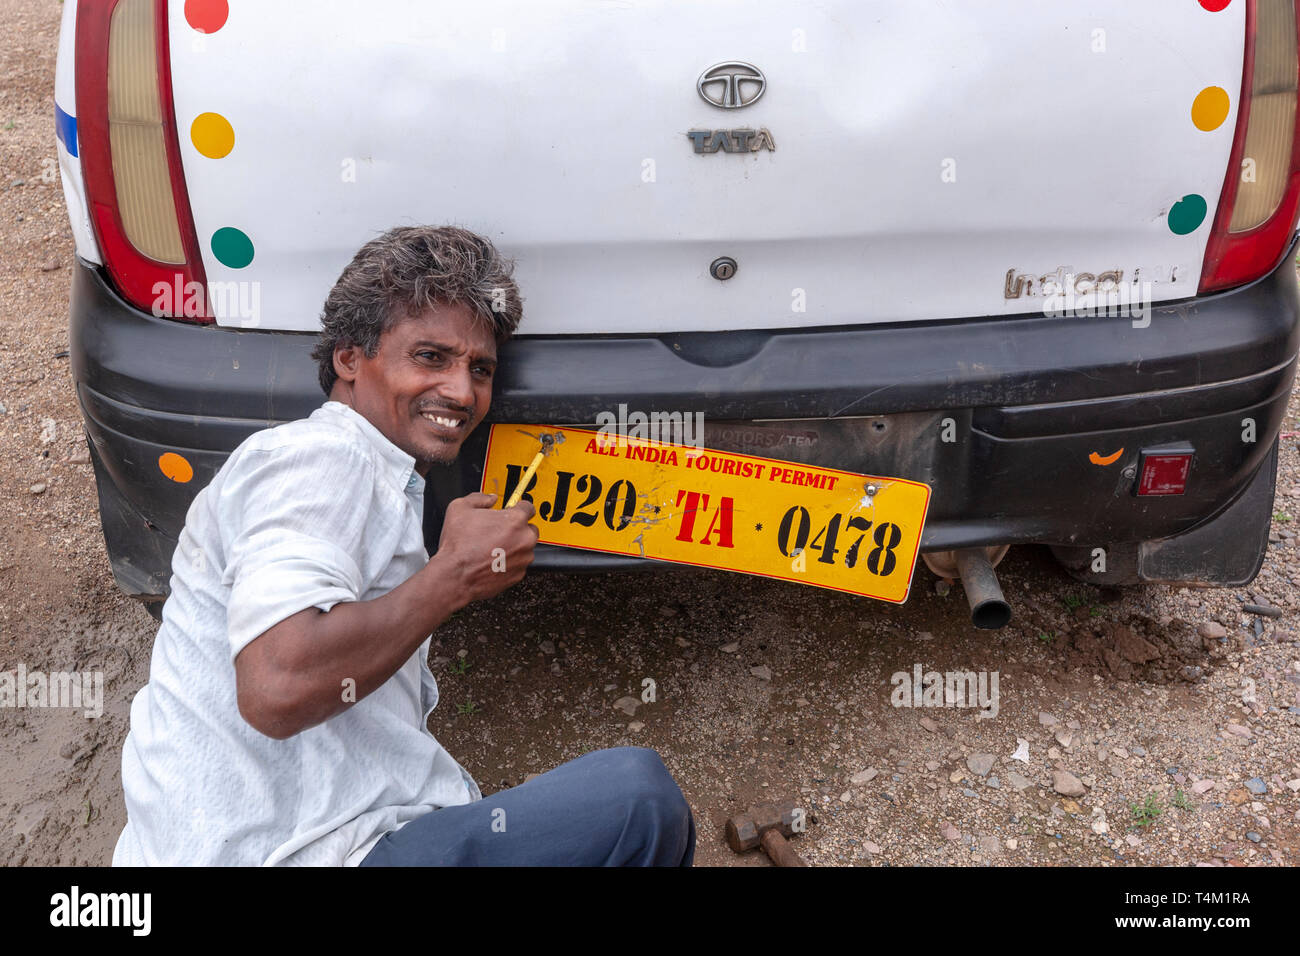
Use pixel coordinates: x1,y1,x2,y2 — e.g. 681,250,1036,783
1130,745,1147,757
1192,779,1216,794
916,630,934,642
1286,779,1300,792
749,665,772,681
850,768,878,785
940,822,960,841
1125,834,1141,847
1010,738,1030,763
1198,622,1228,641
948,770,965,784
627,721,644,732
1048,747,1062,760
966,753,995,777
1066,719,1081,730
719,642,740,653
1091,809,1109,835
978,835,1000,857
58,742,77,760
986,776,1001,789
840,791,852,803
1038,712,1060,726
603,684,617,692
935,579,951,597
1054,730,1074,748
864,841,881,854
1006,838,1018,850
39,418,56,443
1245,831,1262,843
1225,723,1253,739
612,696,640,716
962,788,977,797
1061,798,1083,814
1113,746,1129,759
675,637,691,648
39,260,61,272
919,716,939,733
1245,777,1267,795
1052,769,1086,797
29,482,47,495
925,760,940,772
1006,772,1033,791
539,639,556,655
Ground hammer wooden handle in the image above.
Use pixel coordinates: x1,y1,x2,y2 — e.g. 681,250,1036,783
761,828,809,867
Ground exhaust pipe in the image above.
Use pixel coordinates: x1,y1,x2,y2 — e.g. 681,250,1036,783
954,548,1012,630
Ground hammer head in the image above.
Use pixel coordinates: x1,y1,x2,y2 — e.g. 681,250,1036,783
725,802,800,853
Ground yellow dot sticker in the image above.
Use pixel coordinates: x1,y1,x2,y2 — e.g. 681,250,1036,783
159,452,194,483
191,112,235,158
1191,86,1230,132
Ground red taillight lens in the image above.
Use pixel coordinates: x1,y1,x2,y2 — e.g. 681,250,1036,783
1200,0,1300,294
76,0,211,322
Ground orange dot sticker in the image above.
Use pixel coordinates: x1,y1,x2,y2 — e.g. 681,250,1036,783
191,112,235,158
184,0,229,34
159,452,194,483
1191,86,1230,131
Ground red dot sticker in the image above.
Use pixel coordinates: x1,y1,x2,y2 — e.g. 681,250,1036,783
185,0,229,34
1199,0,1232,12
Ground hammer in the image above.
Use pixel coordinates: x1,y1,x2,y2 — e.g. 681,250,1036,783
725,802,810,867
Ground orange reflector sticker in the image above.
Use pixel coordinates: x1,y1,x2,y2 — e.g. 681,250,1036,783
158,452,194,483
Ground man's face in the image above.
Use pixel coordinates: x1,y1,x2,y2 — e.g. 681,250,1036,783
330,302,497,475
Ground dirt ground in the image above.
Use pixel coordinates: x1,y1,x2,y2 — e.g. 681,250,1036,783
2,0,1299,867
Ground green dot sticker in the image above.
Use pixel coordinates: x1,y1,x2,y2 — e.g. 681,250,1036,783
1167,194,1207,235
212,227,254,268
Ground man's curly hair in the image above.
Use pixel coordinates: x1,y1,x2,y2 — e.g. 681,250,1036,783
311,225,524,396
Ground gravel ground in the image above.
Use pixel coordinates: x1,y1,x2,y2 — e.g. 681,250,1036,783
2,0,1298,867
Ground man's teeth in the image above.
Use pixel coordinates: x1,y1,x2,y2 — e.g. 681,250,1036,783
422,412,462,428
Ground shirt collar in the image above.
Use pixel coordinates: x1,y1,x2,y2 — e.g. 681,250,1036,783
318,401,425,495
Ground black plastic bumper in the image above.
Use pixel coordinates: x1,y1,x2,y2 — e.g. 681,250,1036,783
70,239,1300,600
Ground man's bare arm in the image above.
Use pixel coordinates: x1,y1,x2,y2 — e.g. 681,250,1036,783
234,493,537,739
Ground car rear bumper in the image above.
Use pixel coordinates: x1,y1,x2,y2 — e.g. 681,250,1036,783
71,239,1300,599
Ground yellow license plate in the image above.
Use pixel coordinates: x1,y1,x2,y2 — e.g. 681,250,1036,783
480,425,932,603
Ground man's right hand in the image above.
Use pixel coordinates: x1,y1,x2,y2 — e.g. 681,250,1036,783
435,492,539,602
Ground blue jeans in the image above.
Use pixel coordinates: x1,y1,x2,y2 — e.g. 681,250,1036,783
360,747,695,866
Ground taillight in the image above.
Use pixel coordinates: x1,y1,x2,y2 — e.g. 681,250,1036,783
76,0,211,322
1200,0,1300,294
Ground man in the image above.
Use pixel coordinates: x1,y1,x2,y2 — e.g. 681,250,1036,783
113,225,695,866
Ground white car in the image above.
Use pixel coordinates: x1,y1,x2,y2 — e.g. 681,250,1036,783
56,0,1300,625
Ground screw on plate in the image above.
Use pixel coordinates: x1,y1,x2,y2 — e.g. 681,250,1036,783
864,484,877,497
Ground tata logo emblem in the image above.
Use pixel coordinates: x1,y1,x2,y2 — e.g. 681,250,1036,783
697,61,766,109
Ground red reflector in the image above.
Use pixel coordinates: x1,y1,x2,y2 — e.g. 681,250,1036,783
1137,449,1194,497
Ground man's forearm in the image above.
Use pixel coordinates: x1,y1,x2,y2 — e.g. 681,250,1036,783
236,552,467,738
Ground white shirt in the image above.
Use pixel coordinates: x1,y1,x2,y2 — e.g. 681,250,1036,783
113,401,480,866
